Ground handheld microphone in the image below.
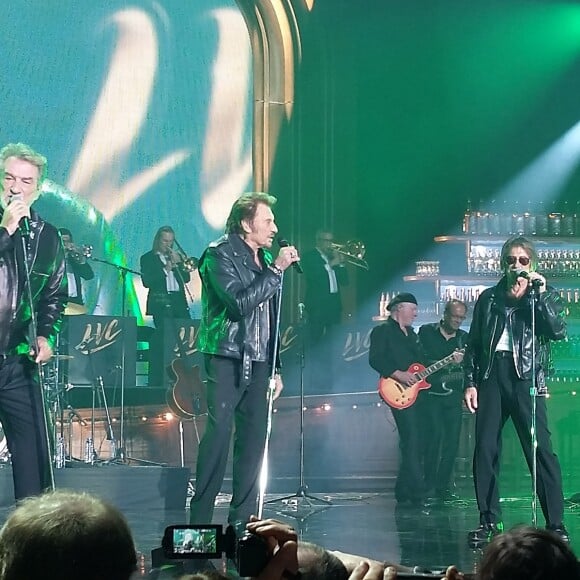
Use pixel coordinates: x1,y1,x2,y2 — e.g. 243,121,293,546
8,193,31,237
516,270,544,286
278,238,303,274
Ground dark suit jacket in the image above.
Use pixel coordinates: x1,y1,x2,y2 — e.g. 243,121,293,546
302,249,348,326
66,258,94,305
140,250,190,318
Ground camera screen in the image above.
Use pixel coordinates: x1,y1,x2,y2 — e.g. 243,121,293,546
164,525,222,559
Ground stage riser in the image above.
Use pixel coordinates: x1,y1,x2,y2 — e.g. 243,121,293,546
36,390,580,498
0,466,189,510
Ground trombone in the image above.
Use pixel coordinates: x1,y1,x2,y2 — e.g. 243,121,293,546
330,240,369,270
173,239,199,272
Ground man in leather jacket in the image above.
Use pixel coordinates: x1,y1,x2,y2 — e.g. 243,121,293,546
189,192,300,527
0,143,67,500
463,235,568,546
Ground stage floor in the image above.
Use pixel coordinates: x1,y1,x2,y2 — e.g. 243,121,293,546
0,479,568,577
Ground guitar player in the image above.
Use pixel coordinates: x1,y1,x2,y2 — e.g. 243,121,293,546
369,292,429,509
418,299,467,503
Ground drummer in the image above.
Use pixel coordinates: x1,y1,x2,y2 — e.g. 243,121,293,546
58,228,94,314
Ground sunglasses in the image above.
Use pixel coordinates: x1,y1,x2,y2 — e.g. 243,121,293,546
506,255,530,266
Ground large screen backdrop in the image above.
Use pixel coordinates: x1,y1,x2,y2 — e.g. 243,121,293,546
2,1,253,321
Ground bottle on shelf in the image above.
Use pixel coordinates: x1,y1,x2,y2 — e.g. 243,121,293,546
463,200,473,235
488,199,501,235
499,200,513,236
523,200,537,236
536,200,549,236
562,200,575,237
513,201,524,235
548,201,562,236
476,199,489,235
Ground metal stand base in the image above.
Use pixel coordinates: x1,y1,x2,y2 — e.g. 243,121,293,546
267,484,332,508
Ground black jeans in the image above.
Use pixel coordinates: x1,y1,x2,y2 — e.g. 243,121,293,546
391,395,427,502
423,391,463,493
474,355,564,526
189,355,269,524
0,356,52,500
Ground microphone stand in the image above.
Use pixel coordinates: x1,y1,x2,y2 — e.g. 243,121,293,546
257,273,286,519
529,278,542,527
19,233,55,489
86,256,142,463
265,303,332,516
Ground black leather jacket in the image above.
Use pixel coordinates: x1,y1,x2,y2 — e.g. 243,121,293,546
464,276,566,389
0,209,67,354
197,234,282,373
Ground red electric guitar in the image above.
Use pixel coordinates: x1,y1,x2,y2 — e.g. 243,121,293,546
378,349,464,410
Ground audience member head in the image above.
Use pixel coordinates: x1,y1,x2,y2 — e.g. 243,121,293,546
0,489,138,580
296,542,348,580
477,525,580,580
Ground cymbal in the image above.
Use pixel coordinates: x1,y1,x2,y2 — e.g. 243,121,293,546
64,303,87,316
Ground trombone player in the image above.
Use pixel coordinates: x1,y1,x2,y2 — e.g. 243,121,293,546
140,226,193,385
301,230,350,392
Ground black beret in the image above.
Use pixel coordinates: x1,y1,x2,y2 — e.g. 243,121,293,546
387,292,418,312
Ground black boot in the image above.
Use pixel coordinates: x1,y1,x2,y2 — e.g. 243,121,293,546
468,522,503,547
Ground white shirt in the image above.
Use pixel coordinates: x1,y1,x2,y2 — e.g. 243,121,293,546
318,249,338,294
158,253,180,292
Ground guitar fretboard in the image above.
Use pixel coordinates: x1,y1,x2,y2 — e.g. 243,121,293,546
416,351,462,380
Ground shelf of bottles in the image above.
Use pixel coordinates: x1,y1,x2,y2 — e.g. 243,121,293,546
467,246,580,277
463,200,580,239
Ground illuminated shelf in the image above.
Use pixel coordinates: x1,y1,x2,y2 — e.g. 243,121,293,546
435,235,580,245
403,275,499,283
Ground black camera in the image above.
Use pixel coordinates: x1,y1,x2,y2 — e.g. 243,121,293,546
162,524,270,577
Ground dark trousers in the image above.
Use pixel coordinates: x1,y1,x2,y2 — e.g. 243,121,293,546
189,355,269,524
474,356,564,526
423,391,463,493
391,396,427,501
0,356,52,500
150,302,191,386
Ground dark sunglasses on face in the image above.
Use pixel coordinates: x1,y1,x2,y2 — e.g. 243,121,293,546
506,255,530,266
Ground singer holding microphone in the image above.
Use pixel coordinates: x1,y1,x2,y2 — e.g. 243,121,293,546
189,192,300,529
0,143,67,500
463,235,568,546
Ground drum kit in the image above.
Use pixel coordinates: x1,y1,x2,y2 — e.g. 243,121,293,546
44,343,87,467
